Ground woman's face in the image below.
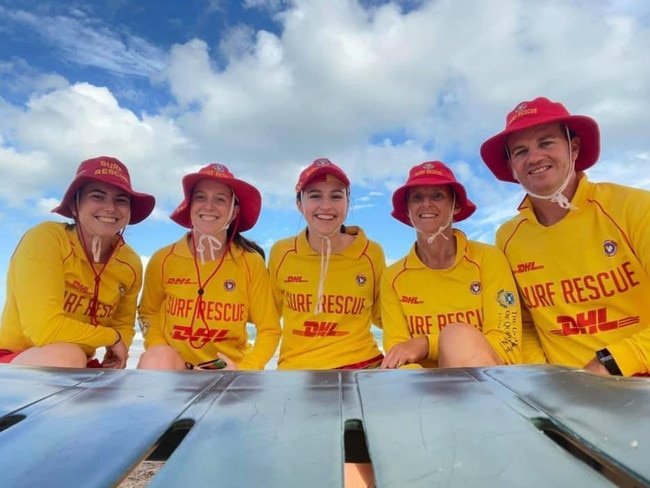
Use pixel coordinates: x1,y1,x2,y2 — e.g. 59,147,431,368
190,179,238,234
406,185,458,231
298,178,349,236
73,182,131,237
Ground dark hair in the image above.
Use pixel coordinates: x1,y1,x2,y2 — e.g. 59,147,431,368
226,227,265,259
564,124,577,140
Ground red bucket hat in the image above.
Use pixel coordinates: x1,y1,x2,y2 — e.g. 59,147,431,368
170,163,262,231
480,97,600,183
51,156,155,225
391,161,477,226
295,158,350,194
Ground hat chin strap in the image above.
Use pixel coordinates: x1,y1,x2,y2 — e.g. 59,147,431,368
74,192,126,263
192,197,236,265
410,194,455,244
522,165,577,210
509,125,578,210
302,189,349,315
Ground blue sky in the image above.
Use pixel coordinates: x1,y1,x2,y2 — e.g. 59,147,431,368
1,0,650,312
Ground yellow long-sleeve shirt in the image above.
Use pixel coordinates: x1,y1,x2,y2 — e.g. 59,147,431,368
382,229,521,368
268,226,385,369
0,222,139,357
138,234,280,370
497,174,650,375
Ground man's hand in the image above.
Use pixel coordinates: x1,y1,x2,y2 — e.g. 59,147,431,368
381,337,428,369
584,356,610,375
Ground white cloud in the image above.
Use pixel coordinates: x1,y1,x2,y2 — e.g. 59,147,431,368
0,0,649,232
3,83,198,208
2,6,167,77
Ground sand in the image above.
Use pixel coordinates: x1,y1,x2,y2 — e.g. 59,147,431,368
118,461,163,488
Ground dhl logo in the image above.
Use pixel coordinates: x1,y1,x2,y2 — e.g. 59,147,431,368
167,277,195,285
68,280,90,293
551,307,639,336
514,261,544,274
400,296,424,304
171,325,230,345
284,275,308,283
292,321,348,337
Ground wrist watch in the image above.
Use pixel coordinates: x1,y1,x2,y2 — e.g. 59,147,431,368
596,348,622,376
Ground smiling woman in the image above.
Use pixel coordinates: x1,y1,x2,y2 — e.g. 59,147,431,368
268,158,385,371
136,163,281,372
380,161,522,370
0,156,155,369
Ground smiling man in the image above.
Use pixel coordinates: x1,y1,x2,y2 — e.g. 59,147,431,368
480,97,650,376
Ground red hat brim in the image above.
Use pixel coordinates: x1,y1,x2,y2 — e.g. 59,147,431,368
391,178,476,227
295,159,350,193
480,114,600,183
51,176,155,225
170,173,262,231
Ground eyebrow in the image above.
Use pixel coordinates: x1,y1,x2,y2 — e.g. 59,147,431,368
87,188,130,199
509,132,561,151
193,190,230,197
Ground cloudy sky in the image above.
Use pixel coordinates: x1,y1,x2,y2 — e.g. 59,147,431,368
1,0,649,309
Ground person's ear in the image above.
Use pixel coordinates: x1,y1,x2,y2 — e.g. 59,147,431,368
570,136,581,163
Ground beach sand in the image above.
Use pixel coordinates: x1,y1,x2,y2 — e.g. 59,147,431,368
118,461,163,487
118,462,375,487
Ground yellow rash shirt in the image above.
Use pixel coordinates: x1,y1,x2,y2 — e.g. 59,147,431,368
497,174,650,376
0,222,139,357
138,234,280,370
382,229,521,368
268,226,385,370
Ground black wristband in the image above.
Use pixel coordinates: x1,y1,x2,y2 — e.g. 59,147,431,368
596,348,622,376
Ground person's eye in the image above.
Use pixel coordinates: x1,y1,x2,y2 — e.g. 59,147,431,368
116,197,131,205
512,149,526,159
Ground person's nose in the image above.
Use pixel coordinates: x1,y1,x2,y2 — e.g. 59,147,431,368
527,145,546,164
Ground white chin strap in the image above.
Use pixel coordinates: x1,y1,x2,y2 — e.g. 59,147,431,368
313,224,344,315
193,197,236,265
509,125,578,210
301,189,349,315
313,229,336,315
91,236,102,263
410,194,455,244
194,233,223,265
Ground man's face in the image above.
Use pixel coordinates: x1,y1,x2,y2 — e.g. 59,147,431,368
506,122,580,196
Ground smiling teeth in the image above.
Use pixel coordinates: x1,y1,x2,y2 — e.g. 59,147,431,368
97,217,118,223
200,215,218,221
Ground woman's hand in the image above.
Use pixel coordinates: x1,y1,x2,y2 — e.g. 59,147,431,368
196,352,238,371
215,352,238,370
102,338,128,369
381,337,428,369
